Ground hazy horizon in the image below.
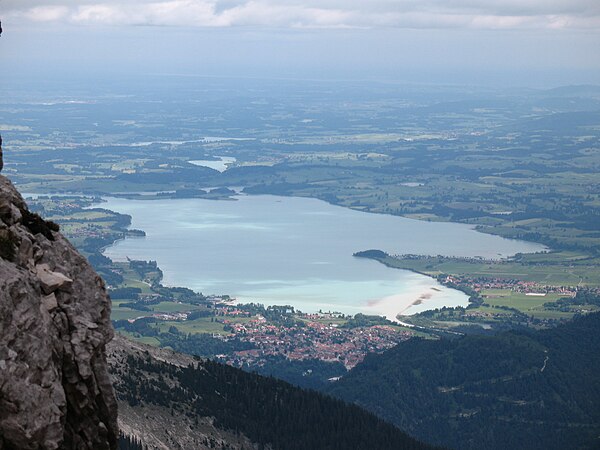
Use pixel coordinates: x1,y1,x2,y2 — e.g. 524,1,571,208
1,0,599,89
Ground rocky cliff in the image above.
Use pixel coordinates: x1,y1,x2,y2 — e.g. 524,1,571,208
0,175,118,449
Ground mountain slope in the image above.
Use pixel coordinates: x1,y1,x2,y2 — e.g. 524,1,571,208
327,312,600,450
109,335,257,450
108,334,436,450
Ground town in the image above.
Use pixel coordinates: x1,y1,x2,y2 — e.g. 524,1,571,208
117,302,414,370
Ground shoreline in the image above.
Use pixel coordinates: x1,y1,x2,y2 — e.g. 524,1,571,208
29,192,535,322
98,195,535,321
353,251,480,303
364,273,469,321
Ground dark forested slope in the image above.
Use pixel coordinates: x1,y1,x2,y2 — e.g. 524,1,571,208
110,335,435,450
327,313,600,450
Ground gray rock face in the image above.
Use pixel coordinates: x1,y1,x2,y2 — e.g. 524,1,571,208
0,175,118,449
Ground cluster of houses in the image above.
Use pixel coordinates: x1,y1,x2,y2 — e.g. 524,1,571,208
444,274,577,296
221,319,412,370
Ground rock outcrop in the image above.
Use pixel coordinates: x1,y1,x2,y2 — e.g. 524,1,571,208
0,175,118,449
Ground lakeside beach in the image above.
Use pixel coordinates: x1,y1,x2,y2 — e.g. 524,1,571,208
366,273,468,321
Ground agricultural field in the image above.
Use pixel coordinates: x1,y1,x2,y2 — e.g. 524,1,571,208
364,251,600,286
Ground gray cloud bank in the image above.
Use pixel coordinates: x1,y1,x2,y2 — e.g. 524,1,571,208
3,0,600,29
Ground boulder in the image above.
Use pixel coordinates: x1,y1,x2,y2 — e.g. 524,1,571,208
36,263,73,295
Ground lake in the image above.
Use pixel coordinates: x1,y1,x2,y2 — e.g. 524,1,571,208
101,194,545,320
188,156,237,172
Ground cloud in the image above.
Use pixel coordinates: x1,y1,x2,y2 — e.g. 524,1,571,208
3,0,600,30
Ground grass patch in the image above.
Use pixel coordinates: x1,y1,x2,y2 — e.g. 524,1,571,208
482,290,566,311
157,317,229,335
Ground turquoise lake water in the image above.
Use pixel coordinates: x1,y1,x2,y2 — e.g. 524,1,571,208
101,194,545,319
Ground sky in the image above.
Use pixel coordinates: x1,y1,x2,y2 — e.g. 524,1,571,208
1,0,600,87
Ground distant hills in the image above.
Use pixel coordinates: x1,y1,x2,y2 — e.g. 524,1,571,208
327,312,600,450
543,84,600,97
